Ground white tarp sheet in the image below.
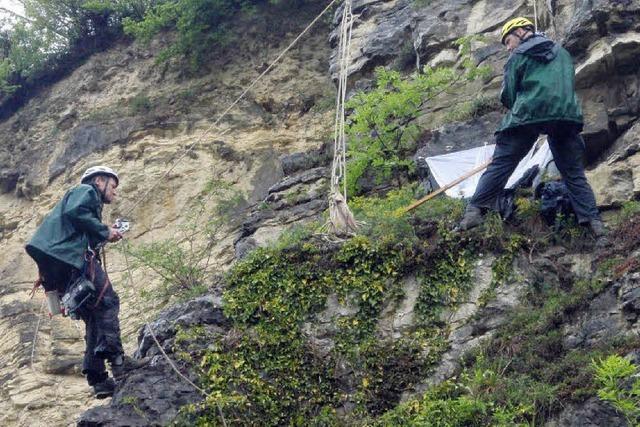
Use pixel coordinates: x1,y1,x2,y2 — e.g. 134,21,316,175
424,139,552,198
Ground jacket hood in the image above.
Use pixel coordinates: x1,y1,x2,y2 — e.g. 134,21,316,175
513,33,559,63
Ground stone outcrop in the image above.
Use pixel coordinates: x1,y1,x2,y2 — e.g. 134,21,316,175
587,120,640,208
79,295,227,426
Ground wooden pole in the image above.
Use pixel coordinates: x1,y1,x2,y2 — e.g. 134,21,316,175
402,159,492,214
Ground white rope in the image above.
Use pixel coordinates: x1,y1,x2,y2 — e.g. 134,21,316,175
326,0,359,236
331,0,353,200
533,0,538,32
124,0,339,219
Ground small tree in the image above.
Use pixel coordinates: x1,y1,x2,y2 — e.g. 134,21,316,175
345,36,490,195
123,180,246,302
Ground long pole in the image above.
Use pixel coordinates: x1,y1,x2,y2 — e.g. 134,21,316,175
402,159,492,213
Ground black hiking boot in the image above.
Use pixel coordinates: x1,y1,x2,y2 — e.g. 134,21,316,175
110,354,150,380
457,205,484,231
93,377,116,399
589,218,608,238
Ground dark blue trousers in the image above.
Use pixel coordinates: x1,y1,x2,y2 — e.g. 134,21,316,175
78,260,124,385
470,121,600,223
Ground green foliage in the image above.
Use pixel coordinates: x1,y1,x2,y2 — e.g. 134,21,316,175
415,223,476,323
0,59,19,95
0,0,144,95
123,179,244,302
123,0,315,69
615,200,640,227
174,187,491,425
345,36,491,195
593,355,640,423
376,264,640,427
345,66,451,195
349,184,465,242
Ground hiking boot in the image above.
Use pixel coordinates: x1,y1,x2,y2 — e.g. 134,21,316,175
589,218,608,238
110,354,150,380
93,377,116,399
457,205,484,231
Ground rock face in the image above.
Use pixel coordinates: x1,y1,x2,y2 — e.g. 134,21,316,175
1,0,640,425
587,121,640,207
0,5,335,425
78,295,227,426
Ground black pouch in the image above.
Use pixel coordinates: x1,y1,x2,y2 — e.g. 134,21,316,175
61,276,96,319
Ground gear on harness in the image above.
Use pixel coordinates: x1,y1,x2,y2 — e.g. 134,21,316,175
61,276,96,320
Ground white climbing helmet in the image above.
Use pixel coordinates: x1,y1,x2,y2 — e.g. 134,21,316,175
81,165,119,186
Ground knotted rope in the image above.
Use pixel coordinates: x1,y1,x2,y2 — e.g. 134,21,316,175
326,0,359,236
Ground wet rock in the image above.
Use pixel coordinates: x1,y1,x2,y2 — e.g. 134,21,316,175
603,120,640,164
79,294,228,425
267,167,327,194
0,172,19,194
279,144,331,177
330,0,413,79
575,33,640,90
546,397,627,427
414,112,503,159
78,362,201,427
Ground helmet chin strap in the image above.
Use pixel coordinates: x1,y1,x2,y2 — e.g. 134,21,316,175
95,177,109,203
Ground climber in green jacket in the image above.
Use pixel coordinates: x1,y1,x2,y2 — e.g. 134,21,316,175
25,166,134,399
458,17,606,238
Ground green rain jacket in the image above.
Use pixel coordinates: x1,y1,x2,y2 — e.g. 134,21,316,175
497,34,583,133
25,184,110,270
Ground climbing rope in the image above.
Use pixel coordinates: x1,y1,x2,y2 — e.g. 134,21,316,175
326,0,359,236
29,298,46,371
533,0,538,32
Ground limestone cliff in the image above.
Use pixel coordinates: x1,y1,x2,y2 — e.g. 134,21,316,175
1,0,639,426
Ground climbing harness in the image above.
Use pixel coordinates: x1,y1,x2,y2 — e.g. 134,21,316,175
326,0,359,236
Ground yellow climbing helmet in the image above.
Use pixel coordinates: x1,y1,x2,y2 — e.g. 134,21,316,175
501,17,535,44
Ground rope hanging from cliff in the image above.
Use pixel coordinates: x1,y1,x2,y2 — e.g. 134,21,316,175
533,0,538,31
326,0,359,236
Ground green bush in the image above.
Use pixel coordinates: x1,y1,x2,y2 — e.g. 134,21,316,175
123,0,317,69
174,187,489,425
0,0,152,97
345,36,491,195
123,179,245,302
128,93,152,114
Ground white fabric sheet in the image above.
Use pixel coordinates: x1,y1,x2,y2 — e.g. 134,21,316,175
423,138,552,198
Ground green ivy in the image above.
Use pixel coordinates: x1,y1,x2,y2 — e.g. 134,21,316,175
173,188,486,425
